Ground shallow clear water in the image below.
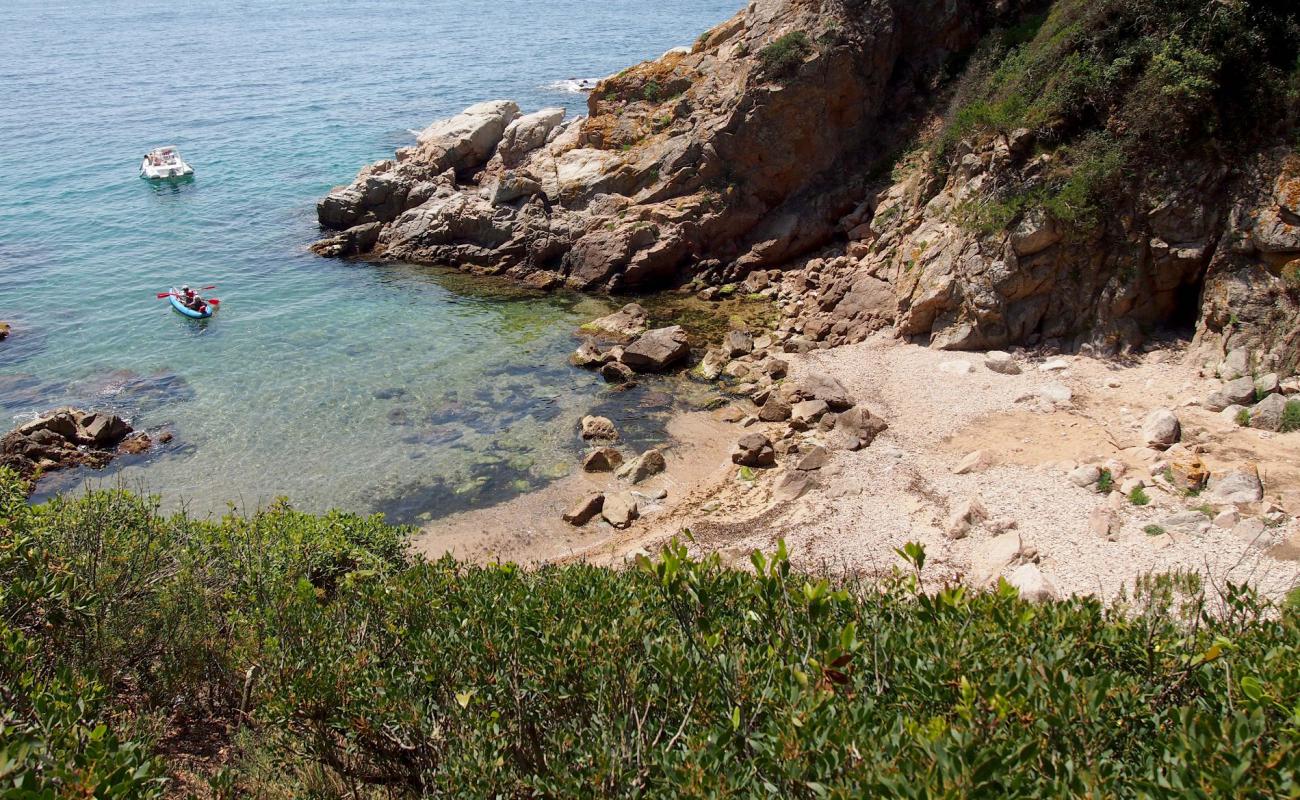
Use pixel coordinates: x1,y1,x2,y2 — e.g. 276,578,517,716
0,0,738,520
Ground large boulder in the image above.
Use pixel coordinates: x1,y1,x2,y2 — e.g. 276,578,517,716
621,326,690,372
79,412,132,447
497,107,565,165
408,100,520,174
1141,408,1181,449
1214,377,1259,409
583,303,648,341
1249,392,1290,432
1206,466,1265,505
314,101,519,238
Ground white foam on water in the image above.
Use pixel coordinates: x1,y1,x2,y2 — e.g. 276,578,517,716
546,77,604,94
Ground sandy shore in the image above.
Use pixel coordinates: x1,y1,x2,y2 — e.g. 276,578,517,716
416,334,1300,602
411,410,737,564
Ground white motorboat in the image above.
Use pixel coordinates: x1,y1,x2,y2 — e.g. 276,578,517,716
140,146,194,180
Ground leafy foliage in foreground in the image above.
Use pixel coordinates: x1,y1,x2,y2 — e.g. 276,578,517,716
2,469,1300,797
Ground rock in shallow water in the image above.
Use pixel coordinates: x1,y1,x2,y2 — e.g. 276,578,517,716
1,408,140,490
621,326,690,372
625,449,666,483
583,303,648,341
581,447,623,473
580,415,618,441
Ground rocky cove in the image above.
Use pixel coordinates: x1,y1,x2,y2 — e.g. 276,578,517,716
302,0,1300,598
7,0,1300,794
4,0,1299,597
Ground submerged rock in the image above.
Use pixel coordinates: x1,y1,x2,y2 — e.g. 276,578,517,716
583,303,648,341
580,415,618,441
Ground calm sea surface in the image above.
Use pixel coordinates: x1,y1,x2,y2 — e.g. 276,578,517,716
0,0,738,521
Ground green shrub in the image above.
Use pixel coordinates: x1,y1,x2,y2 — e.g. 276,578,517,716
932,0,1300,234
1129,486,1150,506
1282,399,1300,433
1096,468,1114,493
1237,407,1252,427
5,470,1300,797
642,81,662,102
758,31,813,78
1144,524,1167,536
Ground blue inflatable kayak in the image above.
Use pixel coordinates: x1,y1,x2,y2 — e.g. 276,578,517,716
169,288,213,319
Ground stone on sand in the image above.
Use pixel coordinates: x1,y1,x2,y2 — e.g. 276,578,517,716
1007,564,1059,602
1141,408,1181,449
563,493,604,525
731,433,776,467
1206,466,1264,505
953,450,990,475
984,351,1021,375
580,415,618,441
601,492,639,528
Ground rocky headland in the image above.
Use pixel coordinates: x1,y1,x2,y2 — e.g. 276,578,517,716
315,0,1300,371
316,0,1300,597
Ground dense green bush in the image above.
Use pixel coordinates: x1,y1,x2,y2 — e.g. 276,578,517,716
2,470,1300,797
937,0,1300,235
758,31,814,79
1282,399,1300,433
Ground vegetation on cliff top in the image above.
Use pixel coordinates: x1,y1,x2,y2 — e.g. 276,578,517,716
3,469,1300,797
937,0,1300,234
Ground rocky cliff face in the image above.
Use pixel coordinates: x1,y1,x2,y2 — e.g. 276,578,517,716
313,0,1300,370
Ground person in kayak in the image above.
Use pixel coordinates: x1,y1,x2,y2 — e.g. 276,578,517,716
179,285,204,310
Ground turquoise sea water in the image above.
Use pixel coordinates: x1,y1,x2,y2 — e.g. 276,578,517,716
0,0,738,520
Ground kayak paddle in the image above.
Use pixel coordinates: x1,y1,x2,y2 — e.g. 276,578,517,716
154,285,217,298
